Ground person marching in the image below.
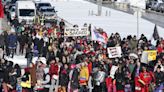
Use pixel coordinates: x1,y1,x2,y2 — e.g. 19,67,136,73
138,65,154,92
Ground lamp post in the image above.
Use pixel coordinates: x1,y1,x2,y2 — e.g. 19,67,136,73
97,0,102,16
137,8,139,39
134,7,142,39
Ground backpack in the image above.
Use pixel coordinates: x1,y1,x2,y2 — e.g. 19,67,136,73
21,73,29,82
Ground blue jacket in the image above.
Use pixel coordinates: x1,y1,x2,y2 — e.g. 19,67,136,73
7,34,17,48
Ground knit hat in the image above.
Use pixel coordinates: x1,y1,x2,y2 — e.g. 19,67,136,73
70,64,76,69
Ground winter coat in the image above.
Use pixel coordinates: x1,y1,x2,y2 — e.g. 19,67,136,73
59,68,69,86
37,39,44,54
7,34,17,48
8,72,17,89
29,64,37,87
59,21,65,30
115,70,125,90
0,34,5,47
70,68,79,90
12,19,19,28
130,38,138,50
15,68,21,78
79,66,89,86
154,71,164,87
25,47,33,59
49,63,59,78
122,65,131,84
36,66,44,81
46,51,55,65
18,34,26,46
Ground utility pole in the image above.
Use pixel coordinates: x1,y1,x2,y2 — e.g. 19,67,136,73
97,0,102,16
137,8,139,39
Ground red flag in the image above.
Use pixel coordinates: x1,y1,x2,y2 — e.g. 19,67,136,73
0,0,4,18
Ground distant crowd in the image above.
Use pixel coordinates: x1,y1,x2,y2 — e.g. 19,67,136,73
0,12,163,92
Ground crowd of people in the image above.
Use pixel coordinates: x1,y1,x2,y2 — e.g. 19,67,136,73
0,14,164,92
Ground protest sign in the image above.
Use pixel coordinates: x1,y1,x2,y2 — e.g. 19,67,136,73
146,50,157,61
109,65,118,79
107,47,122,58
64,27,89,37
141,51,148,64
141,50,157,64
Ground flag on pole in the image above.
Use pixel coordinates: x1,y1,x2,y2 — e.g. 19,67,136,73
91,28,108,43
0,0,4,18
153,25,159,40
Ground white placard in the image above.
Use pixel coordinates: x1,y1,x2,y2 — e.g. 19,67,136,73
64,27,89,37
107,47,122,58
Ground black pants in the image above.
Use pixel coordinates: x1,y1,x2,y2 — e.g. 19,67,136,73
19,45,24,54
6,47,9,56
9,48,15,58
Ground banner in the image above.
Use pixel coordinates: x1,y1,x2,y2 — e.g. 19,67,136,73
64,27,89,37
0,0,4,18
107,47,122,58
146,50,157,61
91,28,108,43
141,50,157,64
141,51,148,64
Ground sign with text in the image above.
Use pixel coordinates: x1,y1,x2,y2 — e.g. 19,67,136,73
107,47,122,58
141,50,157,64
64,27,89,37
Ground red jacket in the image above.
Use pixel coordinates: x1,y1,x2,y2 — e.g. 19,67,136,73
87,62,92,76
157,46,163,54
48,28,53,35
49,63,59,78
139,71,152,86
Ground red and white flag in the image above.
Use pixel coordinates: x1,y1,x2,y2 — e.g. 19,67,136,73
91,28,108,44
0,0,4,18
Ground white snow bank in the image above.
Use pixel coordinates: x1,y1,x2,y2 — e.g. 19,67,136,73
47,0,164,39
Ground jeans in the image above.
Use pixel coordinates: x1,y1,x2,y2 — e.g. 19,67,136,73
49,78,59,92
80,85,87,92
154,83,164,92
124,84,131,92
27,57,32,67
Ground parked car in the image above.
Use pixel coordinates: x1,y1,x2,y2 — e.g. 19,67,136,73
158,3,164,12
151,2,160,11
35,2,51,11
146,0,157,9
38,6,57,19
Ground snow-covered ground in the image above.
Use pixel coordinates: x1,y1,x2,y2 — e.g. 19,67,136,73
46,0,164,39
5,55,27,67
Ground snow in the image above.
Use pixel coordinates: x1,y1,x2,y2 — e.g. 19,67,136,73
45,0,164,40
4,55,27,66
